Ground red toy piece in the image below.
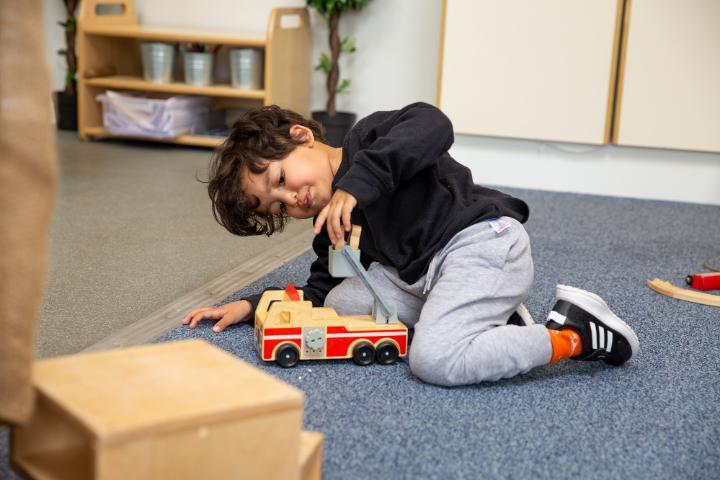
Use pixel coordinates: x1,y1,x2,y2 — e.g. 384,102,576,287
285,284,302,301
685,272,720,291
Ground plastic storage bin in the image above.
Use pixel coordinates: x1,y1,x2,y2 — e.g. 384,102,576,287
97,90,209,138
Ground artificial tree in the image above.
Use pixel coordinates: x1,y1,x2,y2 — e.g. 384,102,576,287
307,0,370,146
56,0,79,129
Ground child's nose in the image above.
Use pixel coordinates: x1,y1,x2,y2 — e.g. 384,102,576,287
284,190,298,207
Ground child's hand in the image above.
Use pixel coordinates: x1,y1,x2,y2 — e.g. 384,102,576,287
181,300,252,333
313,189,357,244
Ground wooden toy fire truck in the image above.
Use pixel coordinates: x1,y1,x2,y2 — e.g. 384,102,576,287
254,226,408,368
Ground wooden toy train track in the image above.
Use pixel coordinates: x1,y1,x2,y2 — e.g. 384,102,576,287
647,278,720,308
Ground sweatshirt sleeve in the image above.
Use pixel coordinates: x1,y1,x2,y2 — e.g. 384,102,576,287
243,292,262,311
335,102,454,208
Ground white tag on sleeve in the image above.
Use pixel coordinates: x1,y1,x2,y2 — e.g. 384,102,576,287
488,218,511,234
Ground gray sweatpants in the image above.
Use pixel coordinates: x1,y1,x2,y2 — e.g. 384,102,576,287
324,217,552,386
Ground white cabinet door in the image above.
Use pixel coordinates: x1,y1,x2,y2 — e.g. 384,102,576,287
438,0,621,144
615,0,720,153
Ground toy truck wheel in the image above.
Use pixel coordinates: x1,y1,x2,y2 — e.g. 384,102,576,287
276,344,299,368
375,342,399,365
352,343,375,366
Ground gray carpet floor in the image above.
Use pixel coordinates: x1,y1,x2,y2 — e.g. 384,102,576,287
37,132,311,357
2,188,719,479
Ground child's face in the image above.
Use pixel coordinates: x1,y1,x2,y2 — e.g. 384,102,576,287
240,125,340,220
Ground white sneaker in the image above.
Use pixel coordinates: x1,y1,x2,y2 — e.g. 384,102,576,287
546,285,640,366
507,303,535,326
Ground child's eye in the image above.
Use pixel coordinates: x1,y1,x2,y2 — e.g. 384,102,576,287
279,170,285,185
279,202,286,214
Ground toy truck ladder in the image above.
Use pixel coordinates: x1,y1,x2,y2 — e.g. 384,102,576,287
328,226,399,324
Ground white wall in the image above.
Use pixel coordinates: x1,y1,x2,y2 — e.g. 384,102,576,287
128,0,442,120
44,0,720,205
44,0,66,92
452,136,720,205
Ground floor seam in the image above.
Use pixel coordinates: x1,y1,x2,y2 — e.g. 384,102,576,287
83,229,314,352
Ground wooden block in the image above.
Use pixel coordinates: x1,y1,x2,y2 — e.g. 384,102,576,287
11,340,305,480
299,431,323,480
327,246,361,278
349,225,361,251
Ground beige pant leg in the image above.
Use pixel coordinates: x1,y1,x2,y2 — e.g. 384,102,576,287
0,0,59,424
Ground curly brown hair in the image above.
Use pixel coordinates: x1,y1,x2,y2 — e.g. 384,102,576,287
206,105,325,236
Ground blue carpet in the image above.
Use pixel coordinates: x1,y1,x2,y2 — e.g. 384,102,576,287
2,188,719,479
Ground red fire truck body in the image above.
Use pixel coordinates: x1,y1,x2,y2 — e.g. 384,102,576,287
254,288,408,367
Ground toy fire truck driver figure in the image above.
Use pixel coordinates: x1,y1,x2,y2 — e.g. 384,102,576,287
182,102,639,386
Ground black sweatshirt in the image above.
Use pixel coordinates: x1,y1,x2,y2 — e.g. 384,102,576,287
244,102,529,311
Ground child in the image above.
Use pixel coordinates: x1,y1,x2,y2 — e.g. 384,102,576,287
182,102,639,386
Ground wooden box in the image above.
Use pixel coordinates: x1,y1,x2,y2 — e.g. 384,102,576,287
299,431,323,480
11,340,318,480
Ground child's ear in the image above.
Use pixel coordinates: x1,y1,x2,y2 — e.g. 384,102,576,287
289,124,314,147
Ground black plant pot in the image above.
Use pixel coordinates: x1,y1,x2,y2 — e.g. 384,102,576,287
55,91,78,131
312,111,356,148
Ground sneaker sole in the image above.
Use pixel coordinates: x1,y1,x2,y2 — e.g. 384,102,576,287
515,303,535,326
555,284,640,357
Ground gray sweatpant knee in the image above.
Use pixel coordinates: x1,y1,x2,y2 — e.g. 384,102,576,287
325,218,552,386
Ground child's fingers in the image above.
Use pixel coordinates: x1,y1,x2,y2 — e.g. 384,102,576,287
212,315,236,333
342,202,353,232
188,308,224,329
182,307,208,325
329,204,343,243
314,205,330,234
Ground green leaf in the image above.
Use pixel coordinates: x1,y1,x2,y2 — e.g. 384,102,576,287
306,0,370,17
336,79,351,93
340,37,356,54
65,71,76,89
314,53,331,73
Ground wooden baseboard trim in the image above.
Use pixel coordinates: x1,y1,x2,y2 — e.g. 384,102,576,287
84,229,315,353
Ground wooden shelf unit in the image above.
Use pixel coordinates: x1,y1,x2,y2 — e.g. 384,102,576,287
81,24,267,46
77,0,311,148
84,126,224,148
85,75,265,99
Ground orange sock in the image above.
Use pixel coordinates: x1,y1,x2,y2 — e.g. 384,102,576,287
547,328,582,363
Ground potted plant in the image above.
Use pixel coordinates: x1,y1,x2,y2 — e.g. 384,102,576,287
56,0,79,130
307,0,370,147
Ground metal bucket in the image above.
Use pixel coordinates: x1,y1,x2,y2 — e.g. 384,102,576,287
183,52,214,86
141,42,175,83
230,48,263,89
